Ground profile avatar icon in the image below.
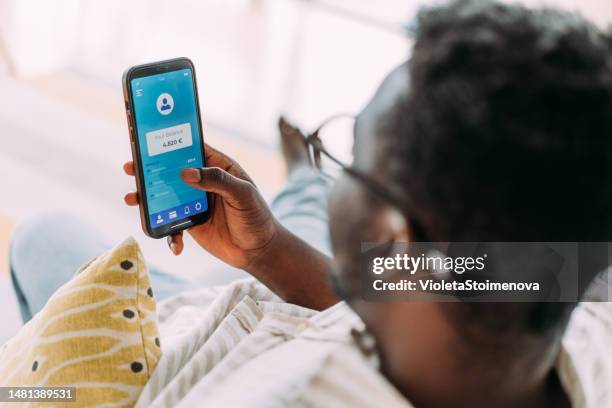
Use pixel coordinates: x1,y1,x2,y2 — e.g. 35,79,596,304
156,93,174,115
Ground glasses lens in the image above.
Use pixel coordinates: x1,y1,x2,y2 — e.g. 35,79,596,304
315,116,355,177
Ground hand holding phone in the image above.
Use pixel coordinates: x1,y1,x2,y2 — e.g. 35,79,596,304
122,143,277,266
123,58,279,262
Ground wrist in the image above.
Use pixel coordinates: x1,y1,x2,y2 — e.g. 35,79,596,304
244,220,288,277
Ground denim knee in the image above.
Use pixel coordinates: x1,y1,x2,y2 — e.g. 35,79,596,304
10,212,73,265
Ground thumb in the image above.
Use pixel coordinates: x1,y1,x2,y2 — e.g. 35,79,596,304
181,167,252,207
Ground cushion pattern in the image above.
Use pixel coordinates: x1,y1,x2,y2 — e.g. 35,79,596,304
0,237,161,407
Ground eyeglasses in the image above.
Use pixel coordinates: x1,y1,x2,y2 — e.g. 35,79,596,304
304,114,429,240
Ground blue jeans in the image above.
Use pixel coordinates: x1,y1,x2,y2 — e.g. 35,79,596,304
10,166,331,322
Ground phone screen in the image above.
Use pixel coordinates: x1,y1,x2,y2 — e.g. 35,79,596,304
130,68,208,232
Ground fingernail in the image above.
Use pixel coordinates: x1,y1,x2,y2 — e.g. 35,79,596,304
181,168,201,182
166,236,174,252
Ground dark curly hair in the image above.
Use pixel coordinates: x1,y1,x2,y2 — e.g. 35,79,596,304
378,0,612,333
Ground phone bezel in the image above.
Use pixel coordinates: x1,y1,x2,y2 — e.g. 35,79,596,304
122,57,211,239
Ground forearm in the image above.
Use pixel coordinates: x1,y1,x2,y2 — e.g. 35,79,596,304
245,222,339,310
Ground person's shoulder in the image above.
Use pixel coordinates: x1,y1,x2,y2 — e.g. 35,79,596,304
561,302,612,408
297,342,413,408
567,302,612,336
563,302,612,356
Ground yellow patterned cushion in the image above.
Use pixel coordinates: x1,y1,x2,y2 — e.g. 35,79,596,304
0,237,161,407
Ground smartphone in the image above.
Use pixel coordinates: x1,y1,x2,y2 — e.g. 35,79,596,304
122,57,211,238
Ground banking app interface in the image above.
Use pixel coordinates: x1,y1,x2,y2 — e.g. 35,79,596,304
131,69,208,228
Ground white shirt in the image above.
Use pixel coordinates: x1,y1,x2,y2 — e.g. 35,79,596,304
136,278,612,407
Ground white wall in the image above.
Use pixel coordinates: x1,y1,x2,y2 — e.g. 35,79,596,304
0,0,80,76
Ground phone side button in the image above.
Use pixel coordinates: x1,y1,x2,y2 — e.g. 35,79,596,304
126,110,135,142
130,141,137,158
